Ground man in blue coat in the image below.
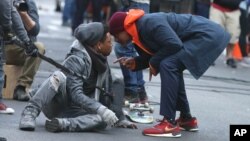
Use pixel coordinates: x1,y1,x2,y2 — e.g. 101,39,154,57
109,9,230,138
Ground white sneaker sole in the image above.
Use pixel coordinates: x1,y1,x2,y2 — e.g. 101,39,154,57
180,127,199,132
144,133,181,138
0,108,15,114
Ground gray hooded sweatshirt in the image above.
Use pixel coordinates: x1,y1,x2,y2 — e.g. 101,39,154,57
63,22,107,112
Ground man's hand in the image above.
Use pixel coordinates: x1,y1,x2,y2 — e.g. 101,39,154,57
149,64,157,81
113,57,136,70
24,41,38,57
97,106,119,126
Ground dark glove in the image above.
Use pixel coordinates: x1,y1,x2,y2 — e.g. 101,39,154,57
24,41,38,57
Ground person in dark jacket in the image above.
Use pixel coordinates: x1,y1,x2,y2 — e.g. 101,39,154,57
109,9,230,138
210,0,243,68
19,22,136,132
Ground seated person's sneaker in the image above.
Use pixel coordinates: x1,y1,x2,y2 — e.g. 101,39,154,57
0,102,15,114
124,90,140,103
142,119,181,138
13,85,30,101
19,106,40,131
176,117,199,132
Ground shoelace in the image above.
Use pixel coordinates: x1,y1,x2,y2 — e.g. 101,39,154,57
154,119,171,128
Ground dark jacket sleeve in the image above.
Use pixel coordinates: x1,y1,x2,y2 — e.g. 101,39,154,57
147,21,183,73
64,55,102,112
133,45,151,71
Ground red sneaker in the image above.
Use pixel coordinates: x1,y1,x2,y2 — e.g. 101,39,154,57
142,119,181,137
176,117,199,132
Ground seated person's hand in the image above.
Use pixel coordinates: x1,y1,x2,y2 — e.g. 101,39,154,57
97,106,119,126
115,119,137,129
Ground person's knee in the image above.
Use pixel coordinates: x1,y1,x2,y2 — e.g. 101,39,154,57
49,71,66,92
34,42,46,55
111,71,124,83
159,59,174,71
159,57,184,74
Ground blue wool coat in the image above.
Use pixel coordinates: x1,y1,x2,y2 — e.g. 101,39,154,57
133,12,230,79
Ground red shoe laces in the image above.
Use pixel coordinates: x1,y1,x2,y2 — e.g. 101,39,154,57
155,119,171,128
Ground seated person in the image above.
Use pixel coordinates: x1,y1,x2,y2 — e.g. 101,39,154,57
5,0,45,101
19,22,136,132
